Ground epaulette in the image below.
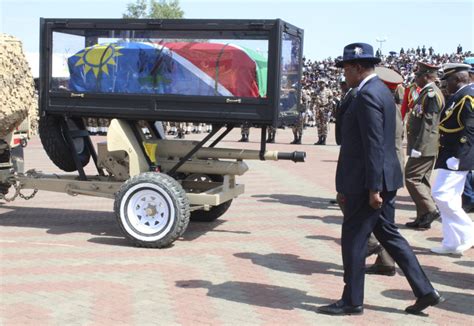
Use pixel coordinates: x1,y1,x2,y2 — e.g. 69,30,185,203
427,88,436,98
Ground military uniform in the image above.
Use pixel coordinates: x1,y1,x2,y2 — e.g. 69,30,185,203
431,63,473,254
86,117,99,135
239,122,250,142
315,84,333,145
291,88,310,144
405,76,444,227
266,125,276,143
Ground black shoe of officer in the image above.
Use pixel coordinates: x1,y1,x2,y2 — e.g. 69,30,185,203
239,135,249,142
295,137,302,144
405,215,424,229
463,203,474,213
365,264,396,276
314,136,322,145
290,136,298,144
417,211,441,229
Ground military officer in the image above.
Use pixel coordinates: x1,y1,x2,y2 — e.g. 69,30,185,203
314,79,333,145
431,63,474,255
266,125,276,143
291,87,310,144
405,62,444,229
239,122,250,142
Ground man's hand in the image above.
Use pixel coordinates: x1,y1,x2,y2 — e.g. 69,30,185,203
369,191,383,210
336,192,345,211
410,149,422,158
446,157,460,170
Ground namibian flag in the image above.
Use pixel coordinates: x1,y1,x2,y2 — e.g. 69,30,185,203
68,41,267,98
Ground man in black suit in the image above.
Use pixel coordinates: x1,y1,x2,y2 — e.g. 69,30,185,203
318,43,444,316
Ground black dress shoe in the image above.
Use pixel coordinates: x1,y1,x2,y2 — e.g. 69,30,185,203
405,215,423,228
366,243,383,257
417,211,440,229
318,300,363,316
365,264,396,276
405,290,445,315
463,203,474,213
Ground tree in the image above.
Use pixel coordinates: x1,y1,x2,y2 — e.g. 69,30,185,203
123,0,184,19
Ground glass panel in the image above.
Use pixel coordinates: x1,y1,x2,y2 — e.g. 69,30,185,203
51,30,268,98
278,32,301,117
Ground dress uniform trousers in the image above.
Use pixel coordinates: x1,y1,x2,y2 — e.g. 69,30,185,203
341,190,433,306
432,169,474,249
405,156,438,217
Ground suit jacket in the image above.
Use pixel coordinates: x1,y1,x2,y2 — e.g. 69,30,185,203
435,84,474,171
335,88,356,145
406,83,444,156
336,76,404,194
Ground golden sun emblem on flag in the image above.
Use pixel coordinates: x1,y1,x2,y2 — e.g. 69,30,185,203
74,43,124,77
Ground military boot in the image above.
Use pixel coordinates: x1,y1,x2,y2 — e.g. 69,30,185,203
319,135,327,145
290,134,298,144
267,131,276,143
295,135,302,144
239,134,249,142
314,136,322,145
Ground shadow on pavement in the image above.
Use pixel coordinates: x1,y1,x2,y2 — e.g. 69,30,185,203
454,260,474,268
234,252,343,276
298,215,342,226
422,266,474,290
306,234,341,245
176,280,331,311
175,280,407,314
252,194,340,211
0,205,121,237
382,289,474,316
181,218,251,242
0,205,236,247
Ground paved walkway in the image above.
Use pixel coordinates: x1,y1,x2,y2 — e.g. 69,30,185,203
1,127,473,325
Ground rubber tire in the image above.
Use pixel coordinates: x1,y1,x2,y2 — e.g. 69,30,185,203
114,172,190,248
39,115,91,172
190,199,233,222
189,173,233,222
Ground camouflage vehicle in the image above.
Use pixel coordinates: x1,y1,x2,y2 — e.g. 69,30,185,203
0,18,305,248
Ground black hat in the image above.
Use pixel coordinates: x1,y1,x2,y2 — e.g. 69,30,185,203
335,43,381,68
440,63,471,80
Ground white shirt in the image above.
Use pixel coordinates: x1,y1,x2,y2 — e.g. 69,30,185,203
357,73,377,91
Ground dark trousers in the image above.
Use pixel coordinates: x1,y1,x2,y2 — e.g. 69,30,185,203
341,190,434,306
462,171,474,206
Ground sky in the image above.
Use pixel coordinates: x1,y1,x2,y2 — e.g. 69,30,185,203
1,0,472,63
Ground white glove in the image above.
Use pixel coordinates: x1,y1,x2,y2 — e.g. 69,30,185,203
410,149,422,158
446,157,460,170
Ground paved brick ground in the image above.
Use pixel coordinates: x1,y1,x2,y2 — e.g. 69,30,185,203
1,126,473,325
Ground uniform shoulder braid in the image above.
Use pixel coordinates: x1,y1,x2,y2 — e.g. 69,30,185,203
420,84,444,114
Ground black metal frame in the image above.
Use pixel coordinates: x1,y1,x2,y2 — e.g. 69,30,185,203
39,18,304,127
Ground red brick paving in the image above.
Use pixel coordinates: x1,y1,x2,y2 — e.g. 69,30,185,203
1,127,473,325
